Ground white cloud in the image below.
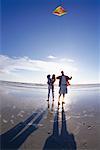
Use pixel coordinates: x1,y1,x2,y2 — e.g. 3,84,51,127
0,55,78,83
60,58,74,63
67,59,74,63
47,55,57,59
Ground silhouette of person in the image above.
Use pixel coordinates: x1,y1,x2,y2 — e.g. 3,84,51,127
47,74,56,101
43,104,76,150
52,74,56,100
56,71,72,105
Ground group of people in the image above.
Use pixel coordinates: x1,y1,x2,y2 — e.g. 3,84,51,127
47,71,72,105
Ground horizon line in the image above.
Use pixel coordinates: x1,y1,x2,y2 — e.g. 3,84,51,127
0,80,100,86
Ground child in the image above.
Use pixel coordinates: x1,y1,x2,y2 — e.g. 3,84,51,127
51,74,56,100
47,74,56,101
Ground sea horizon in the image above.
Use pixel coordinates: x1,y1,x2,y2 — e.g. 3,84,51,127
0,80,100,87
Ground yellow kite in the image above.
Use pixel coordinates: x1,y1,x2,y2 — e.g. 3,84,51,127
53,6,68,16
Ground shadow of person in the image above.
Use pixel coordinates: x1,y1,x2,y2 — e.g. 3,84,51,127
43,104,77,150
0,109,46,150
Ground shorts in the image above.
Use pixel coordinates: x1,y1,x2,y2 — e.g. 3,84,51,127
59,85,67,94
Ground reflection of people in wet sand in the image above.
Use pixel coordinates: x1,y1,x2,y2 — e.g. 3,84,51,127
47,99,54,112
56,71,72,105
47,74,56,101
43,104,76,150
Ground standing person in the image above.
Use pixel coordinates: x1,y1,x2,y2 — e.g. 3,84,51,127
47,74,56,101
56,71,72,105
51,74,56,100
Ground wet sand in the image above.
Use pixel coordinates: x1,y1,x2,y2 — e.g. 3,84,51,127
0,81,100,150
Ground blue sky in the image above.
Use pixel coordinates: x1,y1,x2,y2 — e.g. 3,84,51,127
1,0,99,84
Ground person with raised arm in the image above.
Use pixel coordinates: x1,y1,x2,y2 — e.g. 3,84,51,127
56,71,72,105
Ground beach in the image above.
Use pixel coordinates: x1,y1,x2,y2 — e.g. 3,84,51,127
0,81,100,150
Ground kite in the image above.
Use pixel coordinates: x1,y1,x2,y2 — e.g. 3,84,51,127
53,6,68,16
52,0,68,16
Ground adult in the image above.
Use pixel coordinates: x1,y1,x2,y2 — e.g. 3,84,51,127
56,71,72,105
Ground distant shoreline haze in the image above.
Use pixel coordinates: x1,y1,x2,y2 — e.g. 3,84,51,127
0,80,100,87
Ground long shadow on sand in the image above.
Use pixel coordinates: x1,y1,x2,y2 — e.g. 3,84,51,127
0,109,46,150
43,105,77,150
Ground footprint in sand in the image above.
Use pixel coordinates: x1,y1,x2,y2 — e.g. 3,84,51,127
38,123,44,127
10,119,14,124
17,110,25,117
27,122,33,126
87,125,94,129
3,119,8,123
